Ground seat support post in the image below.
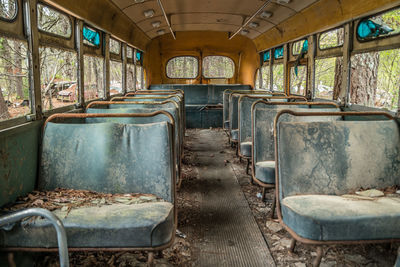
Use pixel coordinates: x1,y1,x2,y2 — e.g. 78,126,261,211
312,246,323,267
270,193,276,219
148,252,154,267
289,239,296,253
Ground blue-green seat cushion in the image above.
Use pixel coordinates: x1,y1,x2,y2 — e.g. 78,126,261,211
254,161,275,184
1,202,174,248
231,129,238,141
240,141,252,157
281,195,400,241
224,120,229,129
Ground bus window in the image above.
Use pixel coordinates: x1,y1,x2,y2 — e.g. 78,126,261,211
357,7,400,41
40,47,77,111
166,56,198,79
203,56,234,79
136,65,143,90
292,39,308,56
272,63,284,92
37,3,72,38
84,55,104,100
0,38,29,121
0,0,17,20
110,60,122,95
127,63,135,92
319,27,344,50
83,26,100,47
290,65,307,95
314,56,343,99
350,49,400,111
109,38,121,55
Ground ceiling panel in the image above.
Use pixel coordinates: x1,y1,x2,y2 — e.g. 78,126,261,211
110,0,321,39
171,13,243,27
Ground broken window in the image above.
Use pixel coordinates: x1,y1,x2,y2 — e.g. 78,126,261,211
272,63,284,92
40,47,77,111
357,7,400,41
127,63,135,92
83,26,100,47
274,46,284,59
290,65,307,95
110,60,122,95
292,39,308,56
109,38,120,55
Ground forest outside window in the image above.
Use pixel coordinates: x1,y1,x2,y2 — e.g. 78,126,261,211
84,55,104,101
350,48,400,111
37,4,72,38
166,56,198,79
109,38,121,55
319,27,344,50
272,63,284,92
127,63,135,91
40,47,77,111
203,56,234,79
136,65,143,89
110,60,122,95
314,56,343,99
255,65,270,90
0,38,30,121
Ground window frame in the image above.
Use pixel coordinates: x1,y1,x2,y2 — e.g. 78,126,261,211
355,6,400,43
165,55,199,79
0,0,18,23
318,26,345,51
36,2,73,40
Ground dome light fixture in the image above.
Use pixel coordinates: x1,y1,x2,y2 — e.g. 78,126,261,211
249,22,259,28
143,9,155,18
277,0,290,4
260,11,273,19
152,21,161,28
157,29,165,35
240,29,250,35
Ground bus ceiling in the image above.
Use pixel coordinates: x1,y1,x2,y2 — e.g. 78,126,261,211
44,0,400,51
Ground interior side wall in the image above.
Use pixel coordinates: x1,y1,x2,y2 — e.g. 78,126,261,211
144,31,259,87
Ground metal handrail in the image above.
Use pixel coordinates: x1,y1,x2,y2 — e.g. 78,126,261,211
0,208,69,267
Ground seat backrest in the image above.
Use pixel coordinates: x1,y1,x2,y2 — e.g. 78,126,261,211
253,106,341,163
277,119,400,200
238,96,274,143
39,121,175,202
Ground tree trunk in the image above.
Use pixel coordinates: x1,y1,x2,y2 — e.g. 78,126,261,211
13,41,24,99
349,53,379,106
333,57,343,100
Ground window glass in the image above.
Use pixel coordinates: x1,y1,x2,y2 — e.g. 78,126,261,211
290,65,307,95
314,57,343,99
127,63,135,91
83,26,100,47
350,49,400,111
292,39,308,56
136,51,142,63
40,47,77,111
84,55,103,100
166,56,198,79
274,46,284,59
37,4,71,38
203,56,234,78
136,65,143,90
0,38,30,121
262,51,270,62
319,27,344,49
0,0,17,20
109,38,120,55
127,46,133,59
357,7,400,41
110,60,122,95
272,63,284,92
259,65,270,89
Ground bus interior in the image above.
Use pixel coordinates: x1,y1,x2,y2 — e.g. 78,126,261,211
1,0,400,266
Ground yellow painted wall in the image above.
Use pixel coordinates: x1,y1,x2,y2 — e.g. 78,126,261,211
254,0,400,51
144,31,259,87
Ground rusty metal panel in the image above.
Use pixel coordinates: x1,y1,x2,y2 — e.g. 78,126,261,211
0,121,41,207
